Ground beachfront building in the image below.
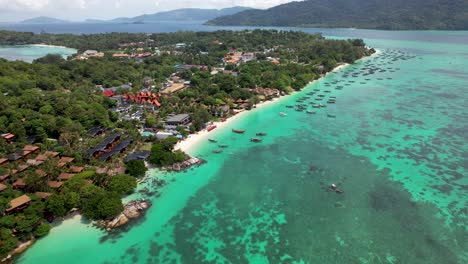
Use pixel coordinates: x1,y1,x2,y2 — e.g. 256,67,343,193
164,114,191,127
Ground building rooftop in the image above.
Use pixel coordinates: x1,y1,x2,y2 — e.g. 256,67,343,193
165,114,190,123
48,181,63,189
35,192,52,199
23,145,39,152
0,183,7,192
125,151,151,163
58,173,75,181
6,194,31,212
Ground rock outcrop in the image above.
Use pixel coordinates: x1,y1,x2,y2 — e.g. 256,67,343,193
106,199,151,230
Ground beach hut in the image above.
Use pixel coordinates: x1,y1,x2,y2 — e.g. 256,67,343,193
6,195,31,214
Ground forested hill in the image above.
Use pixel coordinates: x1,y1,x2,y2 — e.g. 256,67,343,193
206,0,468,30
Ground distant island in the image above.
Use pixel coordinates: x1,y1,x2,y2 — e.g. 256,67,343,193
20,16,70,24
19,7,253,24
207,0,468,30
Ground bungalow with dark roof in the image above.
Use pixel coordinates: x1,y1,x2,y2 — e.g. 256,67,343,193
87,134,122,158
48,181,62,189
98,138,133,161
6,195,31,214
58,173,75,181
125,151,151,163
87,126,104,137
164,114,191,127
7,152,23,162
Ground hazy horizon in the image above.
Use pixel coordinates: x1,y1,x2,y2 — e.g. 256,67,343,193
0,0,300,22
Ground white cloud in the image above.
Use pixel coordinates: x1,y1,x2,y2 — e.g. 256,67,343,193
0,0,51,11
0,0,298,21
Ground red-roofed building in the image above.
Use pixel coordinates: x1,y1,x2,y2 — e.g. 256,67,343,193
103,90,115,97
2,133,15,143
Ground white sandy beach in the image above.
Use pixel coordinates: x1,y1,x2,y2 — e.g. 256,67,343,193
30,43,70,49
175,62,352,154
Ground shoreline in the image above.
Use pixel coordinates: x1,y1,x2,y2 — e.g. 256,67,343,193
29,43,71,49
174,62,352,154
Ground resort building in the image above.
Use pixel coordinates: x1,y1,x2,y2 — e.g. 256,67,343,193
164,114,191,127
6,195,31,214
125,151,151,163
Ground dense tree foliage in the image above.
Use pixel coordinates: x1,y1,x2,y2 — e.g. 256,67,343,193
150,137,187,166
207,0,468,30
125,160,147,177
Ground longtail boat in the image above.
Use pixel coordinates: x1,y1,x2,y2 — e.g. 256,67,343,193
232,129,245,134
250,138,263,142
256,132,267,136
208,139,217,143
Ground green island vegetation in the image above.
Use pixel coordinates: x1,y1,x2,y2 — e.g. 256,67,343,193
0,29,372,259
206,0,468,30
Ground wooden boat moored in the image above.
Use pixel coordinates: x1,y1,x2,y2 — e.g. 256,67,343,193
208,138,217,143
256,132,268,136
232,129,246,134
250,138,263,142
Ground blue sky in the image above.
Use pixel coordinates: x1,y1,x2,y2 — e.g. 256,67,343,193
0,0,298,22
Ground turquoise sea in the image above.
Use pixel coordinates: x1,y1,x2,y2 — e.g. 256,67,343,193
0,45,77,62
13,27,468,263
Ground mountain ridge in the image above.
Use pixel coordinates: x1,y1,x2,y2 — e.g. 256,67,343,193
20,7,254,24
207,0,468,30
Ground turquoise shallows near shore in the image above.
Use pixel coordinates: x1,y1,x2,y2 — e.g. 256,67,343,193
0,45,77,62
17,31,468,263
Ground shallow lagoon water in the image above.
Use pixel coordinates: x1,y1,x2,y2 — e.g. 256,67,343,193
16,28,468,263
0,45,77,62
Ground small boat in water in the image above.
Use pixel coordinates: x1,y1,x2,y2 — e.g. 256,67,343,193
285,105,294,108
212,149,223,153
250,138,263,142
256,132,268,136
232,129,246,134
208,138,217,143
327,114,336,118
280,112,287,116
218,144,229,148
306,110,316,114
